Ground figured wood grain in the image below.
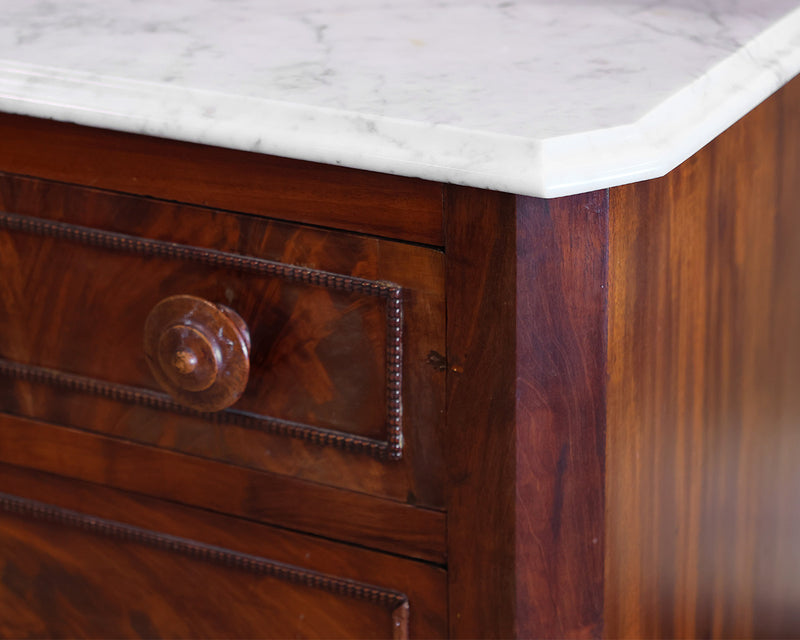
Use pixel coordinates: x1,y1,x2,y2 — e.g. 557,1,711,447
0,463,446,639
0,174,444,506
0,358,401,459
0,413,446,564
0,205,403,451
0,113,443,245
2,65,796,640
445,187,607,638
605,74,800,638
0,208,404,459
0,494,410,639
514,192,607,639
445,188,517,638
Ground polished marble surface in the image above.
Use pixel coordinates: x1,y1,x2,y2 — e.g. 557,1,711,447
1,0,799,196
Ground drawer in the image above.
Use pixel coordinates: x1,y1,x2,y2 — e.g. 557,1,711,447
0,173,446,508
0,463,446,639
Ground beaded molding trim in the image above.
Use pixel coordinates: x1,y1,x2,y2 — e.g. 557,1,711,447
0,359,393,458
0,211,404,460
0,491,410,638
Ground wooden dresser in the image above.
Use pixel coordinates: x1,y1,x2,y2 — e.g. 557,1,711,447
1,75,799,639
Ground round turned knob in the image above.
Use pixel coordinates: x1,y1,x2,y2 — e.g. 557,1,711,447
144,295,250,412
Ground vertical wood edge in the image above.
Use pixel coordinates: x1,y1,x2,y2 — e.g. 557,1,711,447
515,191,608,639
445,186,518,638
445,186,608,638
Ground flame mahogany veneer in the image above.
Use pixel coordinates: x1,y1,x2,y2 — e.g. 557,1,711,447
0,76,798,638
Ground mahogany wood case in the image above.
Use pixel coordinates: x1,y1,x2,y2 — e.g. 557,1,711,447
0,77,798,638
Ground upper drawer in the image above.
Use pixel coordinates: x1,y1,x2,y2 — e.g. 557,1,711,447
0,174,446,508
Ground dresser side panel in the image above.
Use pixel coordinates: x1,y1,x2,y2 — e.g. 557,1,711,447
605,74,800,639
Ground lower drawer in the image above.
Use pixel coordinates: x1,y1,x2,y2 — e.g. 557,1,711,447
0,464,446,639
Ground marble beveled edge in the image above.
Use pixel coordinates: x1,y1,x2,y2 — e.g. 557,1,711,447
538,4,800,197
0,5,799,198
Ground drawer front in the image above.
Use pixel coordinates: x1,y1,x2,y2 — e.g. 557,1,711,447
0,174,445,508
0,464,446,639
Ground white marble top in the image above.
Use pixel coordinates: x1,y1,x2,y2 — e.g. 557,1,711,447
1,1,799,197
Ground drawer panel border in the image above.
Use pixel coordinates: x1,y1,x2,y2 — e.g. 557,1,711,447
0,358,395,458
0,211,404,459
0,490,411,637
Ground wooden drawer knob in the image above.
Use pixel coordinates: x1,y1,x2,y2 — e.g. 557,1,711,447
144,295,250,412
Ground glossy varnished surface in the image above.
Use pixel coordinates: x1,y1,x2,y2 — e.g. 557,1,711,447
2,76,800,638
605,74,800,638
0,413,446,564
514,192,607,639
445,187,517,637
0,463,446,639
444,187,607,638
0,114,444,246
143,294,252,412
0,174,445,507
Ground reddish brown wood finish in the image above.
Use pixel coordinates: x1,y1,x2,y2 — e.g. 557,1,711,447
1,75,799,639
605,73,800,638
0,413,446,565
0,174,445,507
0,113,443,245
515,192,607,639
144,294,252,412
445,188,517,637
0,463,447,639
444,188,607,638
0,190,400,449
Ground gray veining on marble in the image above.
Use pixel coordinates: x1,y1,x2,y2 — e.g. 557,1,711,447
1,0,799,196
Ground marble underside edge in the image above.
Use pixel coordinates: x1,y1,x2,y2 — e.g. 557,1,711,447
0,6,799,198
